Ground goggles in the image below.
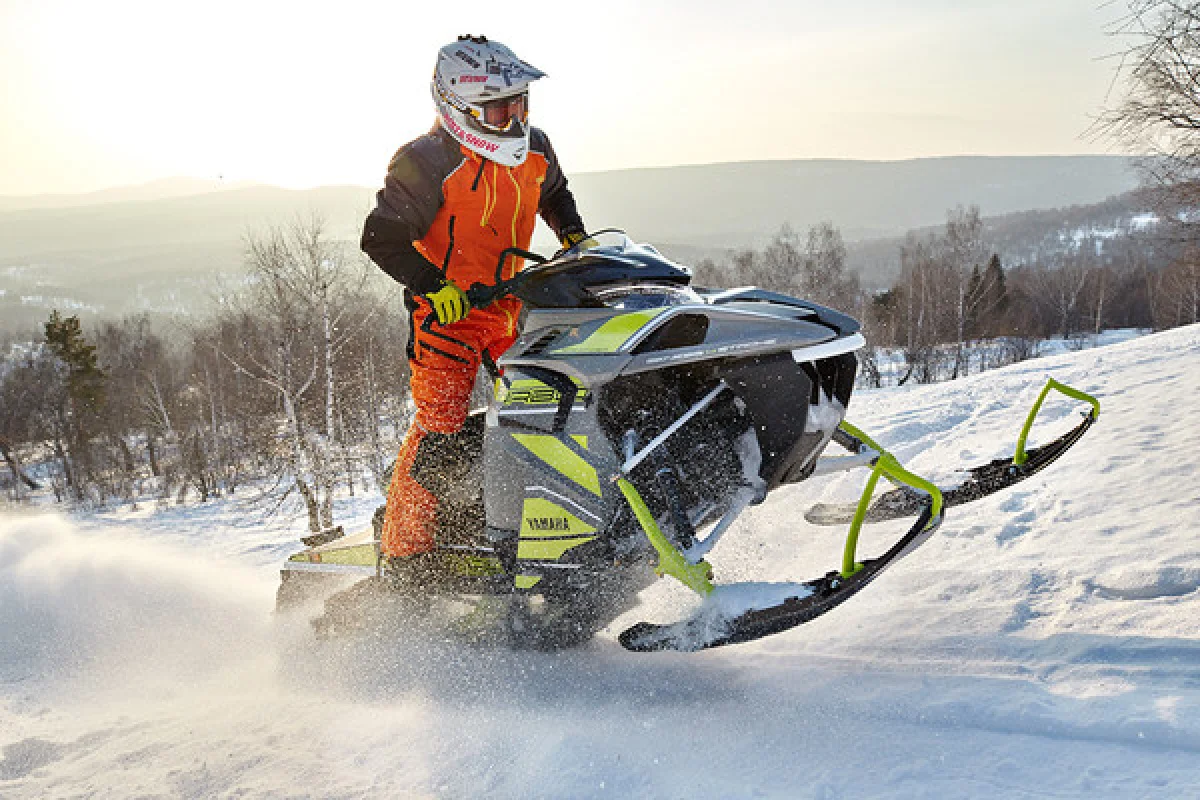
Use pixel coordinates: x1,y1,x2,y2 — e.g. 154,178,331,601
478,92,528,132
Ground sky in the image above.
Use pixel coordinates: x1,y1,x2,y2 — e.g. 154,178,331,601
0,0,1134,196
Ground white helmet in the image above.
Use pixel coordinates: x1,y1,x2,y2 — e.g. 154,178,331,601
431,35,545,167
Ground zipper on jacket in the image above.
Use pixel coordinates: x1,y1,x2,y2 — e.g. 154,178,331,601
508,167,521,249
493,166,522,283
480,162,497,229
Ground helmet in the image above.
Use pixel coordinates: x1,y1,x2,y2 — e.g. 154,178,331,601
432,35,545,167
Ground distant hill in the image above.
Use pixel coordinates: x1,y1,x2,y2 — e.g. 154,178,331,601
0,155,1140,332
836,190,1157,288
0,177,260,213
569,155,1139,247
0,184,376,332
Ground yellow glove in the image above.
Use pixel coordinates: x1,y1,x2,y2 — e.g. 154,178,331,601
561,231,598,251
424,281,471,326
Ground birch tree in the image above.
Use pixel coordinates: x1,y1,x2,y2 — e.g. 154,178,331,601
943,206,989,378
225,218,372,531
1100,1,1200,240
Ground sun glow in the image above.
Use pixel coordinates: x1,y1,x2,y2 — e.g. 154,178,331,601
2,0,1122,196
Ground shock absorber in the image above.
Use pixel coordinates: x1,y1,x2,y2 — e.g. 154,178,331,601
652,448,698,550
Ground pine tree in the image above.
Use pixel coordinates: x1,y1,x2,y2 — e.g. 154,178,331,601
44,311,107,493
965,263,985,339
979,254,1010,336
45,311,106,417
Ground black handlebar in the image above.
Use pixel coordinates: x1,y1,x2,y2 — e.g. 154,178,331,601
419,246,549,331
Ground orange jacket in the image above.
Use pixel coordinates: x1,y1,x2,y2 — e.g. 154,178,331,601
361,124,585,299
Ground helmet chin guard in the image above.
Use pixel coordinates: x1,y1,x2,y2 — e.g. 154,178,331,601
432,35,545,166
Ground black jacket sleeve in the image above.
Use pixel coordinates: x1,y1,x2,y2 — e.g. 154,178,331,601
532,129,586,242
360,130,459,296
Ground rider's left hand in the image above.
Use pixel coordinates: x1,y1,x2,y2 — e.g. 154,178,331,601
423,281,471,326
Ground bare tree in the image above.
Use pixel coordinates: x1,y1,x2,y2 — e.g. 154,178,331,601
1161,250,1200,323
896,232,943,384
802,222,860,311
943,206,989,378
1099,1,1200,237
221,217,374,531
1030,247,1093,338
759,224,804,294
0,344,53,498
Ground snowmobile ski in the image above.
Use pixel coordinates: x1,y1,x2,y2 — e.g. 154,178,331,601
805,380,1099,526
620,507,942,652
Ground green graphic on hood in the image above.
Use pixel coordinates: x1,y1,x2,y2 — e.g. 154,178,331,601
553,308,667,354
515,574,542,589
497,377,589,406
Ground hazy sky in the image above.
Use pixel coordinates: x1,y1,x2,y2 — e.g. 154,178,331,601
0,0,1131,196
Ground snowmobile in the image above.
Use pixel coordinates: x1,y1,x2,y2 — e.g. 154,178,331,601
276,230,1099,652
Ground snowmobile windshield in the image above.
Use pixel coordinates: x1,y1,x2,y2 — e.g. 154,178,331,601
558,230,639,259
555,230,692,278
512,229,693,309
590,283,703,309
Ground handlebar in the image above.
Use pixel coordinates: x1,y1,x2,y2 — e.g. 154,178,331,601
419,246,548,331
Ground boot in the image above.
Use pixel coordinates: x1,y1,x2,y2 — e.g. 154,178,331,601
371,504,387,541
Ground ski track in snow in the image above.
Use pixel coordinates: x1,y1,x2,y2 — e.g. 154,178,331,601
2,325,1199,798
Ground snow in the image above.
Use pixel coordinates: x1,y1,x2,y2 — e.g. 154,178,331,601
1036,327,1147,357
1130,212,1158,230
1065,212,1158,246
2,324,1199,798
18,295,99,312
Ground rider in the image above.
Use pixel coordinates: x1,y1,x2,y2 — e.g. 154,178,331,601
361,35,587,580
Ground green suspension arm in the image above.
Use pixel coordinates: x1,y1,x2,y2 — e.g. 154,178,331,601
1014,379,1100,466
617,477,715,596
838,421,944,579
616,420,946,593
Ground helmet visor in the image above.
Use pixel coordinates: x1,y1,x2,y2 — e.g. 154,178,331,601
479,92,528,132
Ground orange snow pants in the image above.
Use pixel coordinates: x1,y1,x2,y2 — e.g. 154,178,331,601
380,300,520,558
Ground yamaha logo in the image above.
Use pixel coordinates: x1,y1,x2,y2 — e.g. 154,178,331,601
527,517,572,532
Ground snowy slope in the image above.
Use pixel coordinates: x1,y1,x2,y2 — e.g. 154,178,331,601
1,325,1198,799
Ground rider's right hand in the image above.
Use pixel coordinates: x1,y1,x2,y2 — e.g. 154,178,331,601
561,230,598,251
423,281,471,326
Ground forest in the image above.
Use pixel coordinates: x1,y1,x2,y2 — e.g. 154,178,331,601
697,203,1197,387
2,201,1197,525
1,220,411,528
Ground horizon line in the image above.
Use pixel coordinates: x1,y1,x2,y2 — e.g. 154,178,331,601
0,152,1141,201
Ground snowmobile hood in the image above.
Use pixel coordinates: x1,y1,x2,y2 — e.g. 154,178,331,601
501,287,863,388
